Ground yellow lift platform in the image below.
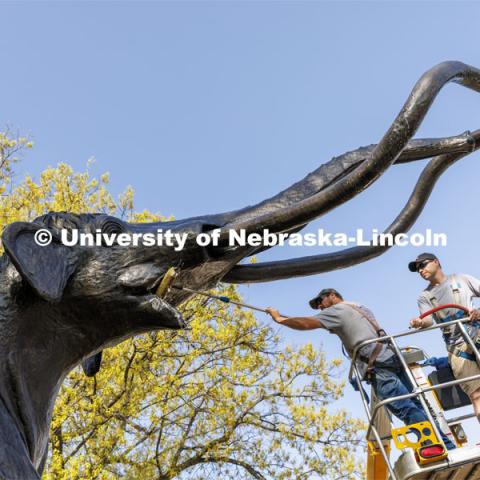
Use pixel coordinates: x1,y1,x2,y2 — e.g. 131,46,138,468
350,306,480,480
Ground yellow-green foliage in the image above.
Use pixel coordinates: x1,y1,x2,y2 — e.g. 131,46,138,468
0,130,365,479
47,293,365,480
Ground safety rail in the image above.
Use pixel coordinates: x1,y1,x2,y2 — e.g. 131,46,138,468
349,314,480,480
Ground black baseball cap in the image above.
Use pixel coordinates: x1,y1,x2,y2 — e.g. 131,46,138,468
309,288,342,309
408,253,438,272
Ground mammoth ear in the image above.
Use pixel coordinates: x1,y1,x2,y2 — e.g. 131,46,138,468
2,222,79,303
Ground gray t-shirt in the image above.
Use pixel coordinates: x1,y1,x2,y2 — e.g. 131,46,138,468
417,273,480,347
314,302,393,374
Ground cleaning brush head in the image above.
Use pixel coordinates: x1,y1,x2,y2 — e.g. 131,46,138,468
155,267,178,298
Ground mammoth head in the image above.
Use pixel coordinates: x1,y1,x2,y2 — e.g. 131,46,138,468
0,211,251,376
0,210,258,349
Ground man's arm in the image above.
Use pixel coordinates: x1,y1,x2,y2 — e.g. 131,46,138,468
265,307,324,330
410,296,434,329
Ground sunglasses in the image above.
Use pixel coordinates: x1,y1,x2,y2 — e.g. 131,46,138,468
315,293,333,306
416,259,434,272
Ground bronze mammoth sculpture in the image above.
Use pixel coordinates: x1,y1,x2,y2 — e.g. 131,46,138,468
0,61,478,478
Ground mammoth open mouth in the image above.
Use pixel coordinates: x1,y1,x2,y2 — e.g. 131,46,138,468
115,264,185,328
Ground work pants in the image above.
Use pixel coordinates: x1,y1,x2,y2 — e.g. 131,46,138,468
370,357,456,451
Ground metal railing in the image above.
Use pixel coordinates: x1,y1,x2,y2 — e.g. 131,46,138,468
349,316,480,480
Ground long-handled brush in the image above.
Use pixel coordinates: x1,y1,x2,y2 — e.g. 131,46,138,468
156,267,279,315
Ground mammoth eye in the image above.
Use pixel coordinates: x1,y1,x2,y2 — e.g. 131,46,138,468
95,218,127,247
100,219,126,235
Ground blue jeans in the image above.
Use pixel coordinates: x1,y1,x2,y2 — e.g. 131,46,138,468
371,357,456,450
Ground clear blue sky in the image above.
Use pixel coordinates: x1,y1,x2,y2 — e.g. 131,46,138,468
2,0,480,459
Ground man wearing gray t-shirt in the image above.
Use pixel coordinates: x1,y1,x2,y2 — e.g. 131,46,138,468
409,252,480,422
265,288,456,449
